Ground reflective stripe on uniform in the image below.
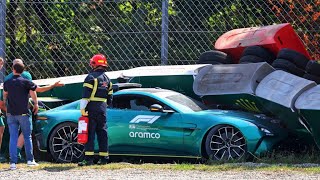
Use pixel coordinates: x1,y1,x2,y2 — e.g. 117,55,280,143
83,83,93,89
89,79,98,100
89,78,108,102
90,97,107,102
108,82,113,95
99,152,109,156
85,151,94,156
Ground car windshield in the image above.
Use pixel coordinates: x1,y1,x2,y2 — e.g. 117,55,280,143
164,94,207,112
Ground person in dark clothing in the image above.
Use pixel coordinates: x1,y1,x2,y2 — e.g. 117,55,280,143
3,62,39,170
2,58,64,163
78,54,113,166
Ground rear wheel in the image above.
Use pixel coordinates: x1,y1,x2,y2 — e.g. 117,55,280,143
205,125,247,161
48,122,85,163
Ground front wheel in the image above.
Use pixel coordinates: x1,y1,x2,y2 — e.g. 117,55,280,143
48,122,85,163
205,125,247,161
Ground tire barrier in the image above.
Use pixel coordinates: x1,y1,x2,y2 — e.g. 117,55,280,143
272,59,305,77
241,46,275,64
277,48,310,69
303,73,320,84
197,50,233,65
306,60,320,76
239,55,267,64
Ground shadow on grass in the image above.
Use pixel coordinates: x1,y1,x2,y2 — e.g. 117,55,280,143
41,167,75,172
110,156,203,165
39,164,77,172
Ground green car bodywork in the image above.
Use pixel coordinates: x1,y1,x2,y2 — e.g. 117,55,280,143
1,63,319,160
34,88,287,162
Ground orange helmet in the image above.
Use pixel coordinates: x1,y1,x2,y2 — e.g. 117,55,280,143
90,54,107,67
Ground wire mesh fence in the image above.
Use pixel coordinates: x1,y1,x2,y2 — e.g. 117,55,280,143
0,0,319,79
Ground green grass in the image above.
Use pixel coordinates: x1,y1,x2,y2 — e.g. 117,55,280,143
2,150,320,173
254,150,320,164
1,161,320,173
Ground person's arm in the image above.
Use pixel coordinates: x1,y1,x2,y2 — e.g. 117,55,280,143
80,75,94,116
2,91,8,112
29,90,38,114
0,86,5,111
0,101,4,111
25,79,39,114
36,81,64,93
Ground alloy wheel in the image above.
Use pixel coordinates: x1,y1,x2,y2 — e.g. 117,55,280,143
50,123,84,162
208,126,246,161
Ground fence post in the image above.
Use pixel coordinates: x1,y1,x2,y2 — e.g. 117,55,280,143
161,0,169,65
0,0,6,82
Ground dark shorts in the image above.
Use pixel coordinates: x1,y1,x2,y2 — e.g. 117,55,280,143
0,117,4,127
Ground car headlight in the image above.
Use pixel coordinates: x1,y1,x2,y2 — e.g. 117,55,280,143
37,116,48,120
260,127,274,136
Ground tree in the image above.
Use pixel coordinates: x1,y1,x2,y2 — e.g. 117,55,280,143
267,0,320,59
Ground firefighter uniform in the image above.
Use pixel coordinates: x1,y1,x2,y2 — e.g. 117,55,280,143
81,68,113,165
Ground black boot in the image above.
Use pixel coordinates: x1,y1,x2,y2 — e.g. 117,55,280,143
97,157,109,165
78,159,94,166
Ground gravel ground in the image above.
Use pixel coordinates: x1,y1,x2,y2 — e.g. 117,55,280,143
1,168,320,180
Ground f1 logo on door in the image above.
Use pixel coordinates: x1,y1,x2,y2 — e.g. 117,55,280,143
129,115,160,124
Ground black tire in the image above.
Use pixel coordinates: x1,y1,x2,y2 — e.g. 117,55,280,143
198,50,233,64
205,125,247,161
48,122,85,163
242,46,275,64
277,48,309,69
306,60,320,76
239,55,266,64
272,59,305,77
303,73,320,84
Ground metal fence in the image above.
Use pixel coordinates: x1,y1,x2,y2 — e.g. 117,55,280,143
0,0,319,80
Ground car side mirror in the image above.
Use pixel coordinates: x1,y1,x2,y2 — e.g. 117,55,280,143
150,104,174,113
150,104,163,112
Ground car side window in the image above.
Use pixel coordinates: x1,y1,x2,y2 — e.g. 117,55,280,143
112,96,131,109
112,95,174,112
112,96,151,110
129,97,153,111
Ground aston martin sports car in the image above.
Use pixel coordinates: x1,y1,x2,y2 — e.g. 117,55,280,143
34,88,288,163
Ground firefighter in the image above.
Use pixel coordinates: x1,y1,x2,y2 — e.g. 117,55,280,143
78,54,113,166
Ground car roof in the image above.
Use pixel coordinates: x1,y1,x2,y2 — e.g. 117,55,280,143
117,88,178,94
117,88,174,94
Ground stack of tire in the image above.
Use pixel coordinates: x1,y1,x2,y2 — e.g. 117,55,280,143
304,60,320,84
197,50,233,64
239,46,275,64
272,48,309,77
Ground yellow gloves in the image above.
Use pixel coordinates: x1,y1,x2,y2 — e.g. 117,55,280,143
80,109,88,116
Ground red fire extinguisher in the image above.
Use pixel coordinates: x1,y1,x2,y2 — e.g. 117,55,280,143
78,116,89,144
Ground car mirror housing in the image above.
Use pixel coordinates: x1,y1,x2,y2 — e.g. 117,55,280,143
150,104,163,112
150,104,174,113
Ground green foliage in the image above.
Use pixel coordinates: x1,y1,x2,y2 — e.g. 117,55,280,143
4,0,318,78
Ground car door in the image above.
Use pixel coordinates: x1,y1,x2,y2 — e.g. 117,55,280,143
109,94,186,157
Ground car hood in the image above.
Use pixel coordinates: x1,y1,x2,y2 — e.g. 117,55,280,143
201,109,286,133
